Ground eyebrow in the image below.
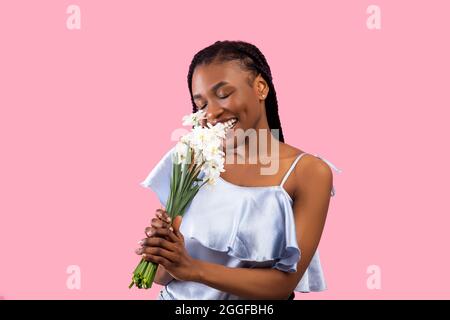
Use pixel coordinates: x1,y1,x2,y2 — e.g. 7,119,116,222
192,81,229,100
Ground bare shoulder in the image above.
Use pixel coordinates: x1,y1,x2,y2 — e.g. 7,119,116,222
298,154,333,182
281,143,333,197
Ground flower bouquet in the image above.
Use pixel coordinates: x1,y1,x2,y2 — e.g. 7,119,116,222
129,110,234,289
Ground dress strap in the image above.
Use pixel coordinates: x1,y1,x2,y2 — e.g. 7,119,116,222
312,154,343,197
280,153,308,188
279,152,343,197
312,154,343,173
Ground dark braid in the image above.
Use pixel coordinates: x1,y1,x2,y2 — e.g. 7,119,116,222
187,40,285,143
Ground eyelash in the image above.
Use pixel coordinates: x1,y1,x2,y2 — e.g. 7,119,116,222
197,93,231,110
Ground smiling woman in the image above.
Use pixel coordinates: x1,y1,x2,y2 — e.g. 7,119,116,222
138,40,341,300
188,41,285,147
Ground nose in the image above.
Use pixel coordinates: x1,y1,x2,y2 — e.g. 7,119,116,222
205,101,224,126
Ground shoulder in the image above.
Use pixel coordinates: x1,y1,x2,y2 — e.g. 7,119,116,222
297,154,333,183
280,143,333,198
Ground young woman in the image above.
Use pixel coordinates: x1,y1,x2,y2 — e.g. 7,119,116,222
137,40,341,300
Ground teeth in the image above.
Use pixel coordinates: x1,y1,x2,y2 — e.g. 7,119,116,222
223,118,237,129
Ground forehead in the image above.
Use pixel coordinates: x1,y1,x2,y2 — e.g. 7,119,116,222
191,60,249,93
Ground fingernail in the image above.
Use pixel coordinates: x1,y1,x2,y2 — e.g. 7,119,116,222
156,212,161,218
169,226,173,231
167,216,171,222
135,248,142,254
138,240,144,245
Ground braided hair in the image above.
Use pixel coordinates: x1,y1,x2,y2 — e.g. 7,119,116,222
187,40,285,143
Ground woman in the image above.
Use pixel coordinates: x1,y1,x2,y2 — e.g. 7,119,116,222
136,40,341,300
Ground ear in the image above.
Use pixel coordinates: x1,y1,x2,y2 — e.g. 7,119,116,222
255,73,269,99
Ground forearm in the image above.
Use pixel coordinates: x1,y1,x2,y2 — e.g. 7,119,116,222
192,259,294,299
154,264,174,286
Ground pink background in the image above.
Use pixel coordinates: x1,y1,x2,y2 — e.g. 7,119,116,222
1,1,449,299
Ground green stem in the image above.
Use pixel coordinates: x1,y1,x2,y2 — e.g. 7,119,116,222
130,151,209,289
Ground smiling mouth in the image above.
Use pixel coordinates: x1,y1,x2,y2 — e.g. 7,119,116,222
223,118,238,130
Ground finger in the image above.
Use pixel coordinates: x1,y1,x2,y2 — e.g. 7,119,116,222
151,217,170,229
172,216,184,240
144,226,173,238
144,226,154,238
145,225,174,238
136,244,172,267
161,210,172,223
135,243,177,261
142,253,172,268
141,227,178,244
140,236,178,252
141,246,178,263
145,226,165,238
156,209,171,224
156,209,171,222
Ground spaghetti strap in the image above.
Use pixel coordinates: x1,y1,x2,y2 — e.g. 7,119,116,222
312,154,343,174
280,153,308,188
279,152,343,197
312,154,343,197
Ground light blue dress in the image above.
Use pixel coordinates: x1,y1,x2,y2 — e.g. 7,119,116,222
140,146,342,300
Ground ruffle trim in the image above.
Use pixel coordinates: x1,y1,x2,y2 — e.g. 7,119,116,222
181,186,302,273
139,146,176,207
140,146,327,292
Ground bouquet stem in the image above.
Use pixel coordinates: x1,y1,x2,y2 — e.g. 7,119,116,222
129,149,207,289
130,111,226,290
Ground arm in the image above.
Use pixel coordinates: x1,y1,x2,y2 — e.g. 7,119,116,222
154,264,174,286
141,156,333,299
192,260,296,299
191,156,333,299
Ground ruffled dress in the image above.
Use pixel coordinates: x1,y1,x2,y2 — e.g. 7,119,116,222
140,146,342,300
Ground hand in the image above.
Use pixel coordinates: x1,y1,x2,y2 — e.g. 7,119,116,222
144,207,173,240
136,209,199,282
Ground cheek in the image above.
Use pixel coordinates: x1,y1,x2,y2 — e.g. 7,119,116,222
223,96,244,112
225,95,258,119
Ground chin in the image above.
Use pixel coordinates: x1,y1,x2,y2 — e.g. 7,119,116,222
224,129,246,154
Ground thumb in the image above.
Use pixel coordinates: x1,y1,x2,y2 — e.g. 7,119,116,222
172,215,183,237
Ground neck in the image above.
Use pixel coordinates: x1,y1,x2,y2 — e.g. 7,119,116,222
225,117,280,166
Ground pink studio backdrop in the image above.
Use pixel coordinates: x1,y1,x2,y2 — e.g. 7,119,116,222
1,1,449,300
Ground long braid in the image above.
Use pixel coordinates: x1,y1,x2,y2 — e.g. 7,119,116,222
187,40,285,143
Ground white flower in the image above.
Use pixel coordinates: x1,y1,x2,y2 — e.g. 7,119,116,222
191,126,210,145
175,141,190,164
182,110,206,127
203,143,224,162
176,110,228,185
206,122,227,139
200,155,225,184
180,131,193,145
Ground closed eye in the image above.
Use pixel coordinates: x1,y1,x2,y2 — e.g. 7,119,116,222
196,93,232,110
218,93,231,99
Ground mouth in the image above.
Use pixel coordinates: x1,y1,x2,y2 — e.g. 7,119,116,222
222,118,238,131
